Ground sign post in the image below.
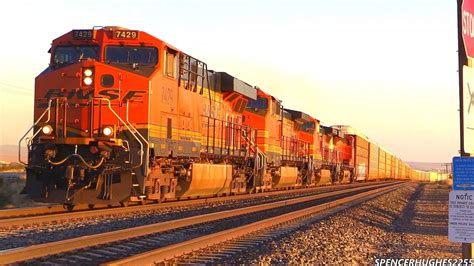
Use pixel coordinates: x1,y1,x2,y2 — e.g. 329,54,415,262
458,0,474,258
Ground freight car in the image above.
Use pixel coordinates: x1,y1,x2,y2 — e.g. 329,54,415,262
19,26,424,208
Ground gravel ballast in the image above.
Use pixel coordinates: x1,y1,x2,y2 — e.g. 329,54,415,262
0,183,376,250
228,183,459,264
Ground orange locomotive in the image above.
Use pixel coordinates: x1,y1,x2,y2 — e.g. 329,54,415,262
20,26,416,208
242,87,322,191
319,126,353,184
21,27,260,207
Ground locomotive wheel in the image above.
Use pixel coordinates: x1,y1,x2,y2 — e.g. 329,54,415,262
120,201,129,207
88,204,95,209
64,204,75,211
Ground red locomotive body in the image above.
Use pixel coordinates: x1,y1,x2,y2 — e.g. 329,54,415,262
284,109,321,185
319,126,353,184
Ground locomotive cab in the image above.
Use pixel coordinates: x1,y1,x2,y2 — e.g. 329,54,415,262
21,27,160,205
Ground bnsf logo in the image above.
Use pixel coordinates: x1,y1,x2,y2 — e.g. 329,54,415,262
43,88,147,102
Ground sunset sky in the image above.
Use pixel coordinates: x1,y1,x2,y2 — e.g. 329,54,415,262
0,0,459,162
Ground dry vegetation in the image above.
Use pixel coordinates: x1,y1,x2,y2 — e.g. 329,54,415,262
0,171,35,208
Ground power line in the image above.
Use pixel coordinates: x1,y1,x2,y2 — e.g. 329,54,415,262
0,81,33,94
0,81,32,91
0,87,33,94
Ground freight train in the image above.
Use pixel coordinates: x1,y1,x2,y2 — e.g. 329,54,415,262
19,27,419,208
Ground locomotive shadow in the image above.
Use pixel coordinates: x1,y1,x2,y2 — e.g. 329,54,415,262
352,183,459,257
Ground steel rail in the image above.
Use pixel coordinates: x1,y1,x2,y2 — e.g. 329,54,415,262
0,182,400,264
0,204,64,219
106,182,405,265
0,181,394,226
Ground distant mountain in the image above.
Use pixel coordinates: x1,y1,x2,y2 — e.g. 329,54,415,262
0,145,27,163
407,161,451,172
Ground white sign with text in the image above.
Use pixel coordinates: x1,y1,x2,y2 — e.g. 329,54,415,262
449,190,474,242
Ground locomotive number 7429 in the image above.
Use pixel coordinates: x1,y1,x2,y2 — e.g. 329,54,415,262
113,30,138,39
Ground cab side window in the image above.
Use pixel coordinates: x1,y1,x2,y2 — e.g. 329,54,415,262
165,49,177,78
271,100,281,116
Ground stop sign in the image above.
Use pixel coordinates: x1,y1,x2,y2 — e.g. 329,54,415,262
463,0,474,58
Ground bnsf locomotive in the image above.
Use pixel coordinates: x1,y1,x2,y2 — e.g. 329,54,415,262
19,27,410,208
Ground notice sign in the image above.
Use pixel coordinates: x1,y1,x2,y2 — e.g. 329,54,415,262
449,190,474,242
453,156,474,190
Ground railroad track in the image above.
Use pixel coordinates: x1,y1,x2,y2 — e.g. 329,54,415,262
156,185,402,265
0,181,404,265
110,182,405,265
0,181,393,227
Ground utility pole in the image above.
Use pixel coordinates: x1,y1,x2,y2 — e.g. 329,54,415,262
457,0,472,259
444,163,451,175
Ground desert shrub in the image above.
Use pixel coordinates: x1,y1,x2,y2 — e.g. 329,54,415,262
0,179,13,207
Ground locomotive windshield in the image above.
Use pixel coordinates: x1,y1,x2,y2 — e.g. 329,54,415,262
105,46,158,66
246,97,268,110
53,46,99,65
297,121,315,133
246,96,269,116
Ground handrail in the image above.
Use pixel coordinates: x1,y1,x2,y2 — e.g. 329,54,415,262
125,99,150,175
201,115,256,156
18,97,148,176
18,99,53,165
96,97,148,174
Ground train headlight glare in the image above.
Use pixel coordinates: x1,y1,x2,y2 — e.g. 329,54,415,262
42,125,53,135
83,77,93,86
102,126,113,137
83,68,93,77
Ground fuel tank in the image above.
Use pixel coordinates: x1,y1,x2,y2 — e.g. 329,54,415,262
317,169,332,185
340,170,351,183
176,163,232,198
272,166,298,189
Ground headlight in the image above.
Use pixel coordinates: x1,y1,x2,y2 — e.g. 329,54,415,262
82,67,94,86
102,126,114,137
83,68,93,77
42,125,53,135
83,77,93,85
